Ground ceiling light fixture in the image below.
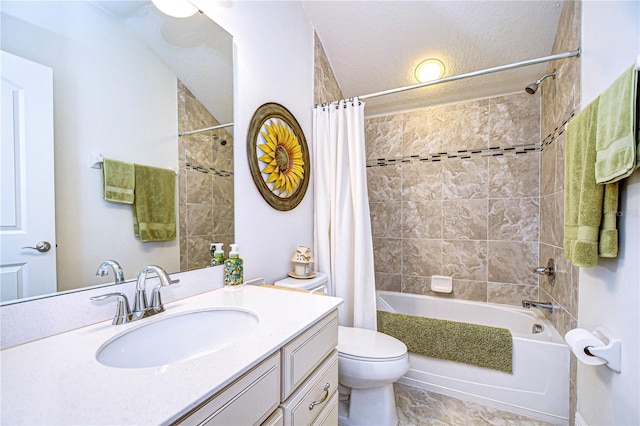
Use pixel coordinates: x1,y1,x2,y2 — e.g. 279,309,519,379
414,59,445,83
151,0,199,18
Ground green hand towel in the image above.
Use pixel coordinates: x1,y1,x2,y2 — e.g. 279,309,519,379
133,164,176,242
564,100,619,267
102,158,135,204
595,66,638,184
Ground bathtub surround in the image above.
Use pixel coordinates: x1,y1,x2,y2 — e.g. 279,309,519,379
366,92,541,305
178,81,234,271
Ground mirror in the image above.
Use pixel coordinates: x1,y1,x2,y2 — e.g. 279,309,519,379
0,1,233,303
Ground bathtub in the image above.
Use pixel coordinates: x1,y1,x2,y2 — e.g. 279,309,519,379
376,290,569,424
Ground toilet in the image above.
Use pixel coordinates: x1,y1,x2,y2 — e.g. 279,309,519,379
274,273,410,426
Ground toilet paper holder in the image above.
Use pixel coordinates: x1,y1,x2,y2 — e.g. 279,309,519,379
584,327,622,373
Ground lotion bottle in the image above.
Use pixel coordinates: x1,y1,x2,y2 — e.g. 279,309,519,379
224,244,243,287
210,243,225,267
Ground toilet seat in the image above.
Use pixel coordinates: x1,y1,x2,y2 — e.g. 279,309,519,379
338,326,407,361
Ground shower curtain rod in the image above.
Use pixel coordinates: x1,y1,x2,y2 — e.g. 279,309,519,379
325,48,581,104
178,122,234,137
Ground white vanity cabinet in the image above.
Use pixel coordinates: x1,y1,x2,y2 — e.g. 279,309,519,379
174,309,339,426
280,310,339,426
175,352,281,425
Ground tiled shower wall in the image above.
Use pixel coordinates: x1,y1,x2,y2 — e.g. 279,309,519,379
178,81,234,271
539,1,581,423
366,93,542,305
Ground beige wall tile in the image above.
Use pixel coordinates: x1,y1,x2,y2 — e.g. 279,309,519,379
488,198,539,241
403,109,443,155
370,202,402,238
489,154,540,198
488,241,539,286
375,273,402,292
402,239,443,277
487,282,538,306
368,165,402,202
440,105,489,152
402,162,442,201
402,201,443,239
489,93,540,147
373,238,402,274
540,143,556,197
442,240,487,281
442,158,488,199
442,199,487,240
365,115,403,160
186,203,213,237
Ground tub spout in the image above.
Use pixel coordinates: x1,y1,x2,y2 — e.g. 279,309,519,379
522,300,554,312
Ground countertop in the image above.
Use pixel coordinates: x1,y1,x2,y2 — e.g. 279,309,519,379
0,285,342,425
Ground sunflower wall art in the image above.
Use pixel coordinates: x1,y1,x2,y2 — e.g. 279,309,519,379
247,103,310,211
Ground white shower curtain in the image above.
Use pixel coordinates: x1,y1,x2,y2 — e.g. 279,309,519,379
313,98,377,330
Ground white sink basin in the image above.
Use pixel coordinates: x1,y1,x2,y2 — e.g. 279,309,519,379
96,308,259,368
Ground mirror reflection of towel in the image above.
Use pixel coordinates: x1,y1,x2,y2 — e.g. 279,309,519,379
102,158,135,204
132,164,176,242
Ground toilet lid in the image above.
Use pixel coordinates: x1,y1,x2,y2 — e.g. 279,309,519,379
338,326,407,360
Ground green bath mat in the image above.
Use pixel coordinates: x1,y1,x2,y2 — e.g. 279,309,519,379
377,310,513,374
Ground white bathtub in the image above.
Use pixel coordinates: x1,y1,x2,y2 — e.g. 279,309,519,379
376,290,569,424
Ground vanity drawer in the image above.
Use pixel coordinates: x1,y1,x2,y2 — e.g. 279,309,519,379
261,408,283,426
281,310,338,400
310,391,338,426
177,352,280,426
281,350,338,426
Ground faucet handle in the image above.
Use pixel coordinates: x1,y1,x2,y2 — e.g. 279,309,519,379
90,292,132,325
149,278,180,313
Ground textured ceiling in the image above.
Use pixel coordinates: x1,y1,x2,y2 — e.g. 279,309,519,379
303,1,567,116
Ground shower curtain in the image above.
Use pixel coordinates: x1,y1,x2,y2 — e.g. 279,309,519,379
313,98,376,330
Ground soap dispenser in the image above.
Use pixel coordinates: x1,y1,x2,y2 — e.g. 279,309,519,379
224,244,243,287
210,243,225,267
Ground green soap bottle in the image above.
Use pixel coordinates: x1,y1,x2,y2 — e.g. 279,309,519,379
210,243,226,267
224,244,243,286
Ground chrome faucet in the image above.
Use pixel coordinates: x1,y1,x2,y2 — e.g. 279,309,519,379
133,265,179,319
522,300,554,312
96,260,125,284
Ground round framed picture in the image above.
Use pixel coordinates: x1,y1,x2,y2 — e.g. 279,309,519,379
247,103,310,211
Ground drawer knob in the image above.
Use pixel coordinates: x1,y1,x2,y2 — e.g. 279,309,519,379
308,383,330,410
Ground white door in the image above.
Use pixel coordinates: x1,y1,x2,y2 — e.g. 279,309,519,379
0,51,56,302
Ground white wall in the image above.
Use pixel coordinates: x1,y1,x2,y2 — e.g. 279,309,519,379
579,2,640,424
198,1,315,284
2,2,180,292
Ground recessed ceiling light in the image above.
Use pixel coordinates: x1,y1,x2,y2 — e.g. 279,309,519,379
415,59,445,83
151,0,199,18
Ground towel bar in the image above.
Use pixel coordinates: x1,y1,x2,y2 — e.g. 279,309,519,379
90,154,177,175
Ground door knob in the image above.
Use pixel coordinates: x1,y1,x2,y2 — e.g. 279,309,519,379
22,241,51,253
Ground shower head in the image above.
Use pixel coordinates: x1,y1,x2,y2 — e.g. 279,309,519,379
525,70,557,94
212,135,227,145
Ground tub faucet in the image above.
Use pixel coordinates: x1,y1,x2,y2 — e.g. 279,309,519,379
133,265,179,320
522,300,554,312
96,260,125,284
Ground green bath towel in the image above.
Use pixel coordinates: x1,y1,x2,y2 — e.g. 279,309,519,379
564,100,619,267
102,158,135,204
595,66,638,184
377,310,513,374
133,164,176,242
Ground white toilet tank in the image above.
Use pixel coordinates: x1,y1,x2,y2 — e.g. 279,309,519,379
273,272,328,294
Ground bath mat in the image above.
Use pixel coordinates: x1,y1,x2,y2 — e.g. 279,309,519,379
377,310,513,374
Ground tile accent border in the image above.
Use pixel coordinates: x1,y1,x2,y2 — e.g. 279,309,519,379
185,162,234,177
366,108,575,169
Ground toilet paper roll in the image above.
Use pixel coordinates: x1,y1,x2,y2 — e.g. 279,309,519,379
565,328,607,366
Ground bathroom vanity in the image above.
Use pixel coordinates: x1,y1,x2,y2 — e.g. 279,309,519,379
0,285,342,425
